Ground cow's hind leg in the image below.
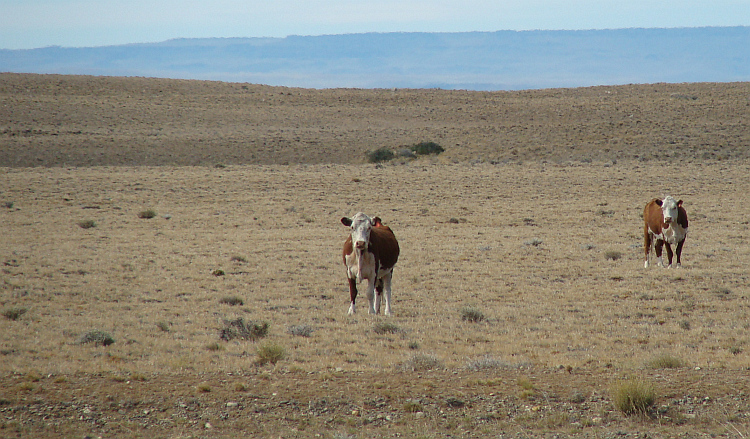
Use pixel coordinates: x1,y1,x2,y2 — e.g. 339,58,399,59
347,278,358,315
382,272,393,316
644,226,652,268
374,279,384,314
654,240,665,267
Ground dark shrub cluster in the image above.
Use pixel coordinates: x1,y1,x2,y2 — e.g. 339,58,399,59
219,318,269,341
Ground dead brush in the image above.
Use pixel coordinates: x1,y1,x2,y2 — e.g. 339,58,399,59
219,318,268,341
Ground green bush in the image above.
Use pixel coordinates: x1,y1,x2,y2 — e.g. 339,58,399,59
219,318,268,341
2,307,27,321
411,141,445,156
77,330,115,346
367,147,395,163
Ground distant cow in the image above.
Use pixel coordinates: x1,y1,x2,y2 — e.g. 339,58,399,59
341,213,400,315
643,196,689,268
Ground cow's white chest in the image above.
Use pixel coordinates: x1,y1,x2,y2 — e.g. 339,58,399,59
345,250,376,282
659,223,687,245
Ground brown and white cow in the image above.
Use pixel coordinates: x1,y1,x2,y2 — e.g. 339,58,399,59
643,196,689,268
341,212,400,315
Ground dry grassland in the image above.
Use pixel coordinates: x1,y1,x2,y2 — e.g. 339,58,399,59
1,74,749,438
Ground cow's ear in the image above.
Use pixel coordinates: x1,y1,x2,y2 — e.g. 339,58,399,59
677,200,683,207
373,216,382,226
341,217,352,227
655,199,663,206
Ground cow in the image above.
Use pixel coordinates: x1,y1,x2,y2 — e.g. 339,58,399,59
643,196,688,268
341,212,400,315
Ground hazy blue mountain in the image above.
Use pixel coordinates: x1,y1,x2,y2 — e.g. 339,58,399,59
1,27,748,90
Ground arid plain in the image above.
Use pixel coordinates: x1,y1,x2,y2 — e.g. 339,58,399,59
1,73,750,438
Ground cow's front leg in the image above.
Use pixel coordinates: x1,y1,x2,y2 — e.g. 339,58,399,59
654,240,665,267
674,239,685,268
347,277,358,315
664,243,674,268
365,278,377,314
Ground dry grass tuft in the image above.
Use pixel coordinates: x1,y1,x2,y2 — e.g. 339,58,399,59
460,307,485,323
137,209,157,219
612,378,656,415
644,354,686,369
77,219,96,229
256,343,285,365
219,296,244,306
373,321,401,335
398,353,443,371
604,250,623,261
287,324,314,337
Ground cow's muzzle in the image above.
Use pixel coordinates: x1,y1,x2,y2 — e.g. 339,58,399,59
355,241,367,250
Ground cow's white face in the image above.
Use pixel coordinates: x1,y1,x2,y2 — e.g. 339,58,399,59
341,212,374,251
660,196,682,225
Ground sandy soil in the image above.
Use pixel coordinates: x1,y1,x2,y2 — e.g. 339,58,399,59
1,74,749,438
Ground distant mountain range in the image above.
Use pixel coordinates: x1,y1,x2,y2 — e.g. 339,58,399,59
1,27,749,90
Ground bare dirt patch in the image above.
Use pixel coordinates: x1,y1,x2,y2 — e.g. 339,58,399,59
1,74,749,438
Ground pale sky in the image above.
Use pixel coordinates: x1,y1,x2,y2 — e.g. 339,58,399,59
1,0,749,50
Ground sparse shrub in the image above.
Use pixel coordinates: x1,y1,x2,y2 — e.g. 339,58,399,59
411,141,445,156
605,250,623,261
465,355,507,371
612,378,656,415
729,346,742,355
197,382,211,392
206,342,223,352
645,354,686,369
367,147,395,163
137,209,157,219
3,201,13,209
287,325,314,337
219,296,243,306
256,343,285,365
230,255,247,263
460,307,485,323
2,307,27,321
219,318,269,341
77,219,96,229
77,330,115,346
399,353,443,371
679,320,691,330
156,321,171,332
403,401,423,412
212,269,225,276
408,341,420,350
373,321,401,335
517,376,534,391
524,238,543,247
445,397,465,408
